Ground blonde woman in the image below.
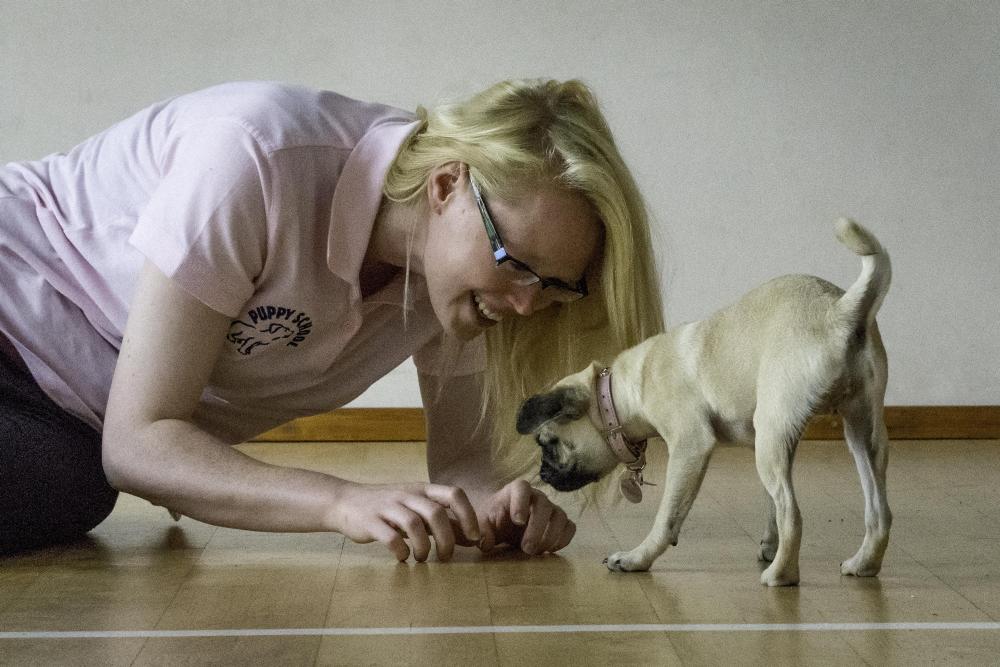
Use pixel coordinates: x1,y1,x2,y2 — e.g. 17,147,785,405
0,79,663,558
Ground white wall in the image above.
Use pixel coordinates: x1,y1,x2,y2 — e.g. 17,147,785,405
2,1,997,406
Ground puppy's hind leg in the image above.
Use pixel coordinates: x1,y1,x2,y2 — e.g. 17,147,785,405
840,396,892,577
606,422,715,572
753,414,805,586
758,491,779,562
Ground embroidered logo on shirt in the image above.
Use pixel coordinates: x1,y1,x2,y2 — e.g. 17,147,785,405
227,305,313,356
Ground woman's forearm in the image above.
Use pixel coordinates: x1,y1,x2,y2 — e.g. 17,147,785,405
103,418,347,533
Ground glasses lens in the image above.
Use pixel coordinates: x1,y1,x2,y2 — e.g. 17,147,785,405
495,256,586,302
497,259,540,287
546,286,585,303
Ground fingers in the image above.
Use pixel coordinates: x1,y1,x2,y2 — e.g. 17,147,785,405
520,491,553,555
369,519,411,562
524,501,575,554
554,516,577,552
543,510,577,553
381,505,433,562
401,495,456,561
374,485,480,562
346,481,580,563
424,484,480,544
508,479,533,527
501,480,578,555
537,506,568,552
477,516,497,553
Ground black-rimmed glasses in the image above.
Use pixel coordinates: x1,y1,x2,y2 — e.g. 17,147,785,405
468,173,588,303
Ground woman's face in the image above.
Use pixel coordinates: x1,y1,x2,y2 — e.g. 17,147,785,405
421,164,602,341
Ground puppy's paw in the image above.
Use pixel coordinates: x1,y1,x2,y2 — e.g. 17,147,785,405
840,554,881,577
603,550,651,573
760,563,799,587
757,540,777,563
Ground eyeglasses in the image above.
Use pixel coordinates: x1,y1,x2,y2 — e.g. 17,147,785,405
468,173,588,303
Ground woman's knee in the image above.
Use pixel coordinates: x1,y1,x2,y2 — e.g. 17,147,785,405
0,405,119,552
73,476,119,533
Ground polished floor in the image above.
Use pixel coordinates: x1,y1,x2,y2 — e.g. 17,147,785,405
1,439,999,665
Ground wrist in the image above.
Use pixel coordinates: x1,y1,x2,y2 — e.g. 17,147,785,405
321,478,360,533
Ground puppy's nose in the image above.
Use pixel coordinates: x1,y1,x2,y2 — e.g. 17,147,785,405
535,434,559,450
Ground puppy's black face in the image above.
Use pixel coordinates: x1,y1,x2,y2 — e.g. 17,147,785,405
536,429,601,492
517,371,621,492
515,385,589,434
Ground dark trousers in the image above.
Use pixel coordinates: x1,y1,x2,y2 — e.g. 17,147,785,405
0,346,118,555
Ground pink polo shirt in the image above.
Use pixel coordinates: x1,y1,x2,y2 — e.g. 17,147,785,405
0,81,484,442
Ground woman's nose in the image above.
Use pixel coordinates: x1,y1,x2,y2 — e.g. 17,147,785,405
506,283,551,316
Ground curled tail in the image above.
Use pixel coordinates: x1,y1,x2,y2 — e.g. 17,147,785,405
834,218,891,329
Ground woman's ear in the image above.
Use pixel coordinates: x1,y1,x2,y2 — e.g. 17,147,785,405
426,162,465,215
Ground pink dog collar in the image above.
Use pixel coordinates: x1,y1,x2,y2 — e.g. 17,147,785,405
594,367,650,503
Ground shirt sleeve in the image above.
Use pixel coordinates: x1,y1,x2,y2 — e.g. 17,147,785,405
129,118,270,317
412,330,487,377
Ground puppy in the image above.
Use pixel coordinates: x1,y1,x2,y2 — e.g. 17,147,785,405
517,219,891,586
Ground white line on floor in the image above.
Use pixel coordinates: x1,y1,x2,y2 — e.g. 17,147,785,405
1,622,999,639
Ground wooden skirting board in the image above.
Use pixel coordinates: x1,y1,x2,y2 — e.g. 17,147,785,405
254,405,1000,442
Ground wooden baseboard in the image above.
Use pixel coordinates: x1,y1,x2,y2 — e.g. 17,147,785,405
253,406,1000,442
803,406,1000,439
256,408,427,442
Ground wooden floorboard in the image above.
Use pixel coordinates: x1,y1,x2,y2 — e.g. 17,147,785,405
3,439,1000,665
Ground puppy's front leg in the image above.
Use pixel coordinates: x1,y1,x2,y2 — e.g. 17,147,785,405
606,426,715,572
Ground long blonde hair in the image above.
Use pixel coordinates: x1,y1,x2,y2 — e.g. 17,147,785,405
384,79,664,477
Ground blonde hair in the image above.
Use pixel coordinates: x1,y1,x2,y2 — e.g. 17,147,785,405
384,79,664,478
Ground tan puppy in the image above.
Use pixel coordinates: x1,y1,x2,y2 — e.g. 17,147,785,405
516,219,891,586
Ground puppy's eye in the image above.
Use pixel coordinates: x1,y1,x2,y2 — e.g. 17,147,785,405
544,436,574,452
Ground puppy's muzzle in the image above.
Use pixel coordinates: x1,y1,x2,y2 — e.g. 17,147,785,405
537,436,599,492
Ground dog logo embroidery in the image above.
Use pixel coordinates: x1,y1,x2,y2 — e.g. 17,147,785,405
227,305,313,356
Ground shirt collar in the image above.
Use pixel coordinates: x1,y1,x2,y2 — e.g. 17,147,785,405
326,118,423,304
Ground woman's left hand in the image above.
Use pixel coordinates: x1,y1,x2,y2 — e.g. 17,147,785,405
475,479,576,555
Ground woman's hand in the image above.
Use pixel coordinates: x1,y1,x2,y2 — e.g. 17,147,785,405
477,479,576,555
330,482,481,562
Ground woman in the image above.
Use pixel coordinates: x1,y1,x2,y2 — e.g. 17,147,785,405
0,79,663,559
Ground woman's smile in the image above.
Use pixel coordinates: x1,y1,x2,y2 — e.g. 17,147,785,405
473,292,502,323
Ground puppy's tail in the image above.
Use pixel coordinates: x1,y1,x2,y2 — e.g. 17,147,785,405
834,218,891,330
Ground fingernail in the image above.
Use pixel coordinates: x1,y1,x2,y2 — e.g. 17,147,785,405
514,512,527,525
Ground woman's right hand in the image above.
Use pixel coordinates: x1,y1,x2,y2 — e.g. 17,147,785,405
329,482,481,562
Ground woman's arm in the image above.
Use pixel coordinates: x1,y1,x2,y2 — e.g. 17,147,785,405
419,371,500,508
103,260,478,560
419,370,576,554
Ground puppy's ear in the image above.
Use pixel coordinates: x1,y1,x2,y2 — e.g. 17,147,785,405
516,386,590,434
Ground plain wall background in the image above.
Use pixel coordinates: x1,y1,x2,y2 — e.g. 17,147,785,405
2,1,997,406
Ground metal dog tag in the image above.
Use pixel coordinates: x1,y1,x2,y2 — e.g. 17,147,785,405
619,470,643,503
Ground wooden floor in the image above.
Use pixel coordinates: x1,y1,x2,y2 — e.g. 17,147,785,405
2,439,999,665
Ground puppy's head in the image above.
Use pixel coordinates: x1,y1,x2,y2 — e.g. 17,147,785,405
516,363,620,492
